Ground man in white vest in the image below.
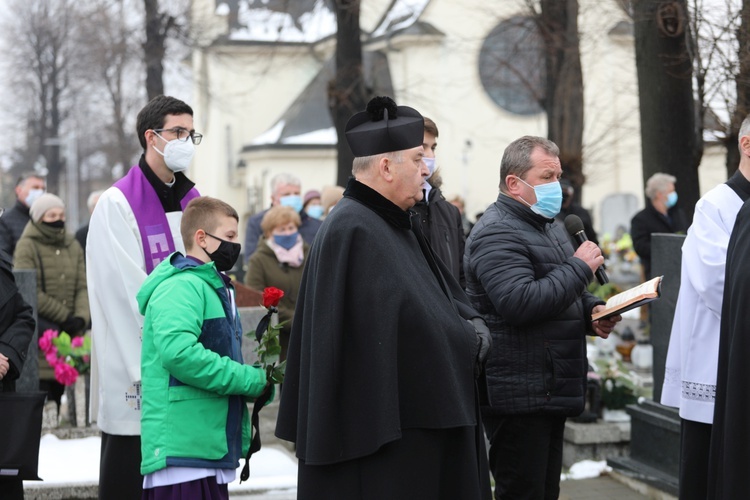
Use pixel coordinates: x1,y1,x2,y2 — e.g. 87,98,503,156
87,95,201,499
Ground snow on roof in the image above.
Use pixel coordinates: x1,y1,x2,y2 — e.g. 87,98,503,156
250,120,286,145
371,0,430,37
281,127,337,145
229,0,336,43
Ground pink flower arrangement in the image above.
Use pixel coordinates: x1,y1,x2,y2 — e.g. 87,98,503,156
38,329,91,386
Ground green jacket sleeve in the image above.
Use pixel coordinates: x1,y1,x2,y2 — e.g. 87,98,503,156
147,276,267,398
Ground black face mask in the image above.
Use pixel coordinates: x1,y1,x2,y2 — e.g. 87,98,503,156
42,220,65,230
203,233,241,272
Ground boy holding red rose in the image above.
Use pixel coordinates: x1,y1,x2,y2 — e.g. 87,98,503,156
137,196,269,499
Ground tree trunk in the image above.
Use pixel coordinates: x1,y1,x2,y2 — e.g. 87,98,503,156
328,0,368,187
726,0,750,177
539,0,585,203
144,0,166,100
633,0,699,224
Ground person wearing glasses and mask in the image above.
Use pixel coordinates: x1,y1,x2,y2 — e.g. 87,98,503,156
86,95,201,499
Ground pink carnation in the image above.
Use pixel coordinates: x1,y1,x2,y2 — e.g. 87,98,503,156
54,362,79,386
45,350,59,367
38,330,58,354
71,336,84,348
82,355,90,364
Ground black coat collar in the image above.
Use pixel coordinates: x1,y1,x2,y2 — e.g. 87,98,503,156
344,178,413,230
495,192,552,230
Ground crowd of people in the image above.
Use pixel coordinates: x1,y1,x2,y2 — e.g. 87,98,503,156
2,91,750,500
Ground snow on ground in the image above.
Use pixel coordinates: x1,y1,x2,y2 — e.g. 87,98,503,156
561,459,612,481
25,434,298,493
27,433,609,491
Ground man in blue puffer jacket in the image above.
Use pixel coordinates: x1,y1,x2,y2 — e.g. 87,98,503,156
465,136,622,500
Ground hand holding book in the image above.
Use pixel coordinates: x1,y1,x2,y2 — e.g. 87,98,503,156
591,276,663,322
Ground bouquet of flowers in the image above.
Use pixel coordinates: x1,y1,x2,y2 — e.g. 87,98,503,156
38,329,91,386
250,286,286,384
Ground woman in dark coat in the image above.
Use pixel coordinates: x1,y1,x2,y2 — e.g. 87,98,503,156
245,205,309,361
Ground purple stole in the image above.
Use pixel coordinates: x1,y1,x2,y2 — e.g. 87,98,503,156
114,166,200,274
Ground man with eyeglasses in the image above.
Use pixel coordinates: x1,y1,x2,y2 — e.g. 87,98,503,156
86,95,201,499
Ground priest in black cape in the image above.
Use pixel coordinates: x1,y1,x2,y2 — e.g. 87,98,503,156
275,96,492,499
707,197,750,498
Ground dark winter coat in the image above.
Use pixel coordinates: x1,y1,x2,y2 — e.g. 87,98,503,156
630,200,688,278
14,221,89,380
412,183,466,287
0,251,35,393
0,201,31,258
276,178,486,466
465,194,604,417
707,197,750,498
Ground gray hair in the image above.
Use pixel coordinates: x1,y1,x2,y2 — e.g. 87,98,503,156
645,173,676,200
738,114,750,152
351,151,403,175
270,173,301,195
87,189,105,212
499,136,559,192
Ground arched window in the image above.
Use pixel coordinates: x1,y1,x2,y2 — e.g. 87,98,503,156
478,16,545,116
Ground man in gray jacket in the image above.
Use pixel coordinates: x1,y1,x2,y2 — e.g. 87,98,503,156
464,136,621,499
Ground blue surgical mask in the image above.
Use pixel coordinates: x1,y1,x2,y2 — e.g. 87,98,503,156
273,232,299,250
666,191,678,209
423,157,436,179
517,177,563,219
279,194,303,213
306,205,325,220
25,189,44,207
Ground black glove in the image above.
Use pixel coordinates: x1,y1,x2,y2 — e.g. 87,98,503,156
470,317,492,378
61,316,86,336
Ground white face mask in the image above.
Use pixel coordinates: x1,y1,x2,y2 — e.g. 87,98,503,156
423,157,436,179
153,132,195,173
25,189,44,207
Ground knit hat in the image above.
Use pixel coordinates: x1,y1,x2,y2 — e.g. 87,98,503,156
303,190,321,208
345,96,424,157
30,193,64,222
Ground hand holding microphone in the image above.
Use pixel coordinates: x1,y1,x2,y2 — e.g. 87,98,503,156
564,214,609,285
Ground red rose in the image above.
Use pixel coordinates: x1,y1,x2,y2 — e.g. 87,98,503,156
263,287,285,308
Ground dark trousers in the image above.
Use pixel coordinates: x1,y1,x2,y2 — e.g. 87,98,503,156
142,476,228,500
484,414,566,500
99,432,142,500
679,418,711,500
0,478,24,499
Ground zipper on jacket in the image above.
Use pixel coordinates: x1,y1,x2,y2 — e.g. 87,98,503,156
543,340,555,400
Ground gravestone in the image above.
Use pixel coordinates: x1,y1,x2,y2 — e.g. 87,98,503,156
599,193,640,238
238,306,273,366
608,233,683,496
14,270,39,394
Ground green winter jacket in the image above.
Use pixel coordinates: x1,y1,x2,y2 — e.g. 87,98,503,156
137,252,267,475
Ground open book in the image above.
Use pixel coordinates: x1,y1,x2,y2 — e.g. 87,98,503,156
591,276,663,321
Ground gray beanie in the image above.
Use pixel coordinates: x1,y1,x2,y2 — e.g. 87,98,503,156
30,193,65,222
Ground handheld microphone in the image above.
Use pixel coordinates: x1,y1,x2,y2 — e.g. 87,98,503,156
564,214,609,285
